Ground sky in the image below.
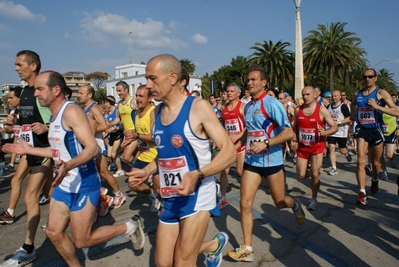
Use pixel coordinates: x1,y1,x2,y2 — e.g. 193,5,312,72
0,0,398,88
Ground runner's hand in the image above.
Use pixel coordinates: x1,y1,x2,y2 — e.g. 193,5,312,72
31,122,48,135
127,168,148,189
177,170,197,196
2,138,29,154
52,160,67,187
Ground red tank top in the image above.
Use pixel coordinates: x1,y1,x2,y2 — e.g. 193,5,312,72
222,101,245,136
296,104,325,148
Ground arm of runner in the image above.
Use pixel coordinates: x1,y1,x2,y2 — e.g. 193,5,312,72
372,89,399,117
320,105,338,136
339,104,352,125
350,91,357,122
178,98,236,196
62,104,99,173
31,122,49,135
90,105,108,134
2,137,52,158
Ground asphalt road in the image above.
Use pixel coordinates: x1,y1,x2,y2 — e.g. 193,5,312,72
0,151,398,267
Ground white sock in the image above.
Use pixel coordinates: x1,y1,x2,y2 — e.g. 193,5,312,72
7,208,15,215
360,189,366,194
332,165,336,170
246,245,253,252
125,221,137,234
114,191,122,197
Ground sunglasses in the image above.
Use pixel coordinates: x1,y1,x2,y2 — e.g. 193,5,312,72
363,75,375,79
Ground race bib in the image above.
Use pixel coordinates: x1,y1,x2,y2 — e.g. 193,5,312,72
13,125,21,138
159,156,190,198
299,127,316,146
358,107,375,124
224,119,240,135
20,124,34,147
137,139,150,152
246,130,268,154
382,123,388,134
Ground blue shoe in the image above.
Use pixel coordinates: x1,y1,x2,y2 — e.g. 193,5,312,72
206,232,229,267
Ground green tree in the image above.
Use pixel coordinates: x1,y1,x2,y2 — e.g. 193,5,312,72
94,88,107,103
247,40,295,89
85,72,110,89
303,22,367,91
180,58,196,75
376,68,398,93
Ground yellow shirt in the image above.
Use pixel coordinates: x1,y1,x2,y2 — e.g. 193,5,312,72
382,110,397,136
118,97,135,131
136,105,157,163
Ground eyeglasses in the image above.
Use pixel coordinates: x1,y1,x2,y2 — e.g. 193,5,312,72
363,75,375,79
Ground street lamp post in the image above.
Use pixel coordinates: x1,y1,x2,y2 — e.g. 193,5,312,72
372,58,389,69
294,0,304,100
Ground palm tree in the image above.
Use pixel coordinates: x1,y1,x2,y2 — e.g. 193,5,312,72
303,22,367,91
377,68,398,93
247,40,295,89
180,58,196,75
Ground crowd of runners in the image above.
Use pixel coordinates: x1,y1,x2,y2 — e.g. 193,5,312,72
0,50,398,267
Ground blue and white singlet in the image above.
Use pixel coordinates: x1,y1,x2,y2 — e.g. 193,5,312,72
48,101,100,193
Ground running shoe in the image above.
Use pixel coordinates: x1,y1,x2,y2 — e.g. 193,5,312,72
0,211,16,224
113,170,125,178
370,179,379,194
293,199,305,224
227,244,254,262
328,168,338,176
378,171,389,181
3,164,15,172
345,153,352,162
356,192,367,205
99,195,114,217
307,198,318,211
149,192,163,214
0,247,37,266
206,232,229,267
127,215,145,251
113,194,126,209
108,162,117,171
352,148,357,155
391,159,397,169
218,197,228,209
39,194,49,205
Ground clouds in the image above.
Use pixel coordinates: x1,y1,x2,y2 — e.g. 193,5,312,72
192,34,208,44
0,1,46,23
79,11,188,50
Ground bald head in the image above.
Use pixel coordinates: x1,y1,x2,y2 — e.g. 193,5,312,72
147,54,182,82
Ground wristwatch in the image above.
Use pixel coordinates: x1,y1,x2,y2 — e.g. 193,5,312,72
264,139,270,149
198,169,205,180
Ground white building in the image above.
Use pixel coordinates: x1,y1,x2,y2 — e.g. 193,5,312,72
106,63,202,101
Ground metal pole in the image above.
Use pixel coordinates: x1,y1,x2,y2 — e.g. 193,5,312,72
294,0,304,100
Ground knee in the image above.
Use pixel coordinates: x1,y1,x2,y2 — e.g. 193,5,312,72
240,197,253,211
45,227,60,243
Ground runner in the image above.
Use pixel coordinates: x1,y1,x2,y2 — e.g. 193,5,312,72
219,82,246,208
4,71,145,267
228,65,305,262
78,85,126,212
293,86,337,210
128,54,235,266
350,68,399,205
